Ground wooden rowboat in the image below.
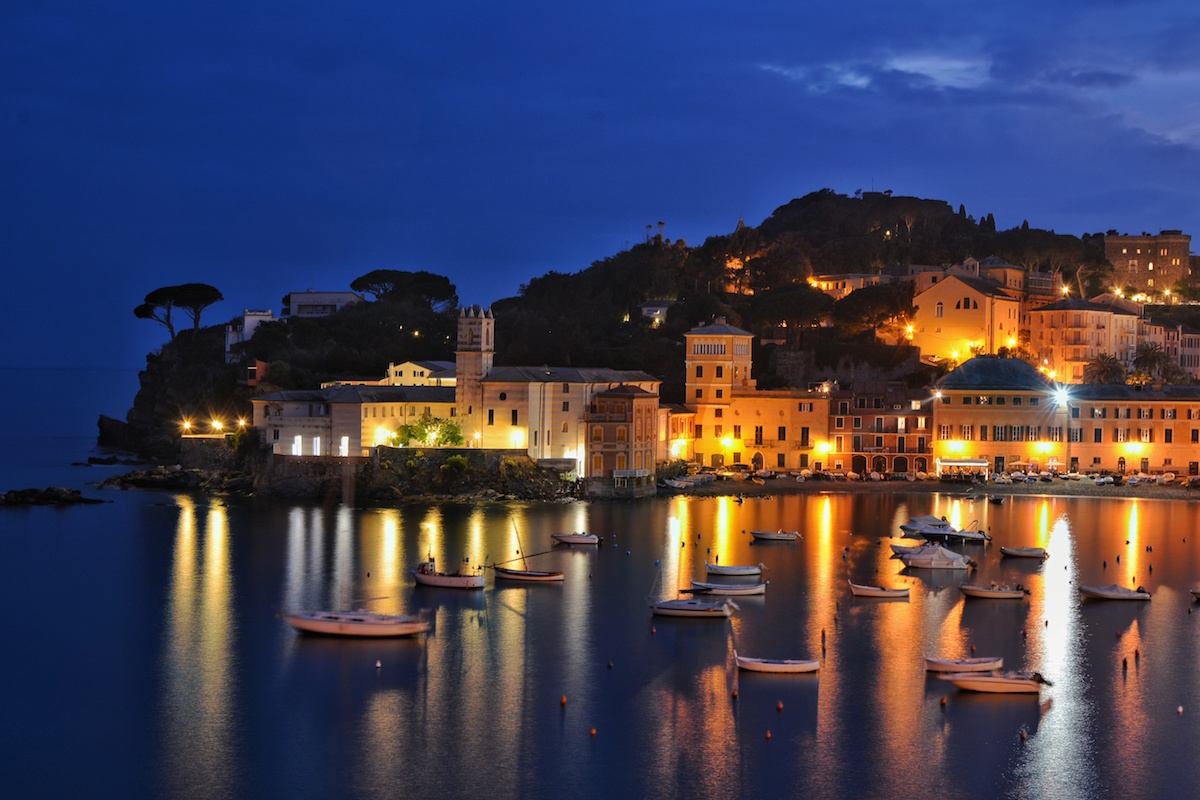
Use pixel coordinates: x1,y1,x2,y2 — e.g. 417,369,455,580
848,580,910,598
705,561,764,576
1000,546,1048,559
925,655,1004,673
648,597,735,618
734,650,820,673
411,559,485,589
493,566,564,582
959,583,1029,599
939,671,1051,693
689,580,766,596
281,609,431,638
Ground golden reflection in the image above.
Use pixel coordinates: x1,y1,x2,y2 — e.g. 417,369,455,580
643,663,738,793
1038,501,1050,548
948,499,963,531
714,495,733,560
1110,621,1150,777
163,496,236,798
420,507,444,564
1125,504,1142,587
380,510,401,588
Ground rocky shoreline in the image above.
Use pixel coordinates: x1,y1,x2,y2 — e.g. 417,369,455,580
1,487,106,507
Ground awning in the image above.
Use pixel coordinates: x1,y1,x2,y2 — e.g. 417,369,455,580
936,459,990,468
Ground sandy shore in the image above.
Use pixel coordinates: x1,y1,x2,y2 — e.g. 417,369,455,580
669,474,1200,502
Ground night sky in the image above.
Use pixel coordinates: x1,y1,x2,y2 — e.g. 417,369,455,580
5,1,1200,370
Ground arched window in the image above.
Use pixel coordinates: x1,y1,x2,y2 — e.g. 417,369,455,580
935,302,943,318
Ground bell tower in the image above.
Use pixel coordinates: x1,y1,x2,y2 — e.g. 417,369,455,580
455,306,494,440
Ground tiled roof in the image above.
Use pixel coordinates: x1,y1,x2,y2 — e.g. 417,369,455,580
483,366,660,384
935,357,1053,391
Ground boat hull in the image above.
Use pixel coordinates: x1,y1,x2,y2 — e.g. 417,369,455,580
925,656,1004,673
939,672,1042,693
494,567,564,582
900,556,970,570
705,562,763,576
1000,546,1048,559
749,530,798,541
690,581,766,595
849,581,909,598
960,584,1027,599
649,599,733,618
552,533,600,546
411,570,485,589
735,652,819,673
1078,584,1150,600
282,611,430,638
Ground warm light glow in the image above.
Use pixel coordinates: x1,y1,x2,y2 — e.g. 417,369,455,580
951,350,959,360
1036,441,1053,454
1048,370,1057,380
474,432,481,440
934,391,942,399
1123,442,1144,455
237,418,246,428
1116,289,1124,297
182,420,191,431
669,439,685,458
211,419,223,431
1061,285,1070,295
509,429,525,448
720,436,733,449
946,440,965,453
816,441,832,455
1054,388,1069,406
1007,338,1016,348
372,425,392,447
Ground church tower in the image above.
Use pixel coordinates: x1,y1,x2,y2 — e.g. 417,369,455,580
455,306,494,441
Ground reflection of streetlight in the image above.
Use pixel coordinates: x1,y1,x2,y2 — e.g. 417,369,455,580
211,419,223,432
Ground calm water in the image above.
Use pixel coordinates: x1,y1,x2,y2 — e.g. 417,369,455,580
3,488,1200,799
3,370,1200,798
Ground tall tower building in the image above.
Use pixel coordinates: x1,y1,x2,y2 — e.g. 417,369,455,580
455,306,494,440
684,317,755,467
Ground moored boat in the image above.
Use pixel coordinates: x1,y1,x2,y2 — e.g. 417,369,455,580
899,514,952,535
689,580,767,596
705,561,764,576
551,532,600,545
734,650,820,673
1078,583,1151,600
648,597,735,618
749,529,799,541
939,671,1051,693
281,609,431,637
1000,546,1048,559
889,543,927,556
924,655,1004,673
411,558,485,589
848,580,910,598
959,582,1029,599
493,566,565,582
899,545,971,570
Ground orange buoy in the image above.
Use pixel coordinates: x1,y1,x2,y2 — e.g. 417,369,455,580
561,695,567,706
1020,730,1027,741
940,696,947,707
651,626,656,635
590,728,596,736
732,688,738,698
766,730,772,740
777,701,784,711
970,644,976,652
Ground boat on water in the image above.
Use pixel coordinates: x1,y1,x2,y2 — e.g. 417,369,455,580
689,580,767,596
925,655,1004,673
939,671,1051,693
889,542,927,556
493,566,564,582
551,532,600,545
899,545,972,570
960,582,1029,599
749,529,798,541
648,597,735,618
705,561,764,576
281,609,431,637
848,580,910,598
733,650,820,673
411,558,485,589
1078,583,1151,600
899,514,953,535
1000,546,1048,559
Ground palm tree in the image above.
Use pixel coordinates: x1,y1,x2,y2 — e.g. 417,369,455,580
1082,353,1127,385
1133,342,1170,378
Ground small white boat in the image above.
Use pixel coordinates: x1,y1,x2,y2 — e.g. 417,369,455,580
648,598,735,618
899,545,971,570
1000,546,1048,559
848,580,910,598
925,655,1004,673
1078,584,1151,600
734,650,820,673
493,566,565,582
552,532,600,545
960,583,1029,599
899,514,952,535
281,609,431,638
939,671,1051,693
411,559,485,589
689,580,767,596
749,529,798,541
705,561,764,576
914,519,990,542
889,543,927,556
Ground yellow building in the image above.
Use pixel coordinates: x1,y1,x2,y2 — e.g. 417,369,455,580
684,318,830,471
1028,298,1138,382
911,274,1022,362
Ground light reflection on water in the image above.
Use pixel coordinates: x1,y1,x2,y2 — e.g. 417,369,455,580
16,490,1200,798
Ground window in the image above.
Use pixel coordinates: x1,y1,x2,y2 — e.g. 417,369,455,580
835,417,845,429
592,428,603,442
936,302,944,318
994,426,1007,442
960,425,973,440
716,366,723,378
731,452,741,464
777,454,786,468
754,426,763,445
1069,428,1082,442
714,425,723,437
696,366,703,378
853,417,862,429
488,409,495,426
562,421,568,433
616,427,627,443
1139,428,1152,443
939,425,952,440
511,409,518,426
715,390,723,399
798,402,813,412
695,389,703,399
962,397,972,405
562,401,569,412
695,425,702,439
562,383,569,393
1094,428,1103,443
778,426,786,441
714,409,723,418
733,425,742,439
800,427,809,447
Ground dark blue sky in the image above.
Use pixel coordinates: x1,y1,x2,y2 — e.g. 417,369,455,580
5,1,1200,369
